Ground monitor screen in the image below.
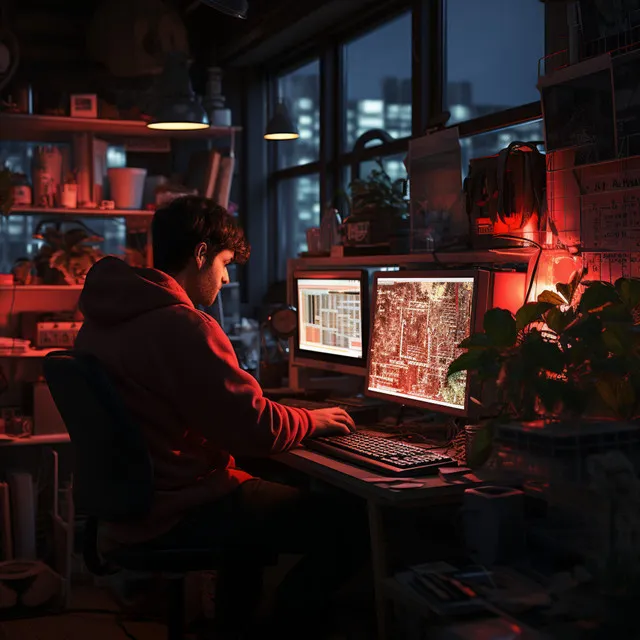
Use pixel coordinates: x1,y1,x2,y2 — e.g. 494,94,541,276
366,270,489,415
293,270,368,374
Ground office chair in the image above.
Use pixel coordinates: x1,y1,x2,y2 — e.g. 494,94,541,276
43,350,267,640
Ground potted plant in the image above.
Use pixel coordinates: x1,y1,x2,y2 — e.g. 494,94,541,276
342,160,409,251
446,270,640,464
33,220,104,285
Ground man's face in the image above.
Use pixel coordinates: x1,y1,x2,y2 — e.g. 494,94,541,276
196,249,234,307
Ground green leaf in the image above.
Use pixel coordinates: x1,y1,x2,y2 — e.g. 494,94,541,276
546,307,575,334
459,333,491,349
533,377,565,414
615,278,640,310
597,303,634,322
447,349,487,377
579,281,621,313
556,282,572,304
515,302,554,331
483,308,517,347
521,336,566,373
595,375,636,420
602,323,632,356
538,290,566,306
555,267,587,306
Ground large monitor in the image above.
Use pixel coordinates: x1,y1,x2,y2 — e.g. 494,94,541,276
292,270,369,375
366,270,491,416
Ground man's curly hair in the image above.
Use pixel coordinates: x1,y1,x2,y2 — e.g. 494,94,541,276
152,196,250,273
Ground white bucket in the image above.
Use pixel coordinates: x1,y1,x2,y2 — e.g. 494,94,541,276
107,168,148,210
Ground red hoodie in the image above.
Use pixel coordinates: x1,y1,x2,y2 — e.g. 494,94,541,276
75,257,315,547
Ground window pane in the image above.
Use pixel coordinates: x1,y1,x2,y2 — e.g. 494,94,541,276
345,153,408,185
276,174,320,277
0,215,126,275
277,61,320,169
344,13,412,151
445,0,544,125
460,119,544,175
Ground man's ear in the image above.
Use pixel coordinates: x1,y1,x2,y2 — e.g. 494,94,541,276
194,242,208,269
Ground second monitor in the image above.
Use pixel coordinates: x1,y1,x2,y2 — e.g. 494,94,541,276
366,270,491,417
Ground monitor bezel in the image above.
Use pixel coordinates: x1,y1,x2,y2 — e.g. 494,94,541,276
365,269,491,417
292,269,370,376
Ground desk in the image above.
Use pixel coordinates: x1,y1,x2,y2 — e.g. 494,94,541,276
274,447,488,640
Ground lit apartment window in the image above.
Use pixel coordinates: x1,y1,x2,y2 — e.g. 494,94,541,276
343,12,412,150
361,100,384,114
277,61,320,169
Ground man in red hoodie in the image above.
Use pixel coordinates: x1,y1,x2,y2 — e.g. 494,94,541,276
75,196,366,637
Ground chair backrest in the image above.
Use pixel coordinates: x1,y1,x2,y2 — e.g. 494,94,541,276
43,350,153,522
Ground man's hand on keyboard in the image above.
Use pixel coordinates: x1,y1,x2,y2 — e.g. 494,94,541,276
308,408,355,438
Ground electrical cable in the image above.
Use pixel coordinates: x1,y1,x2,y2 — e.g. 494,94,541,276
491,234,544,303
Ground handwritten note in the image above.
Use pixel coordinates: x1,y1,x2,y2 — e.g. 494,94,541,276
581,191,640,252
584,252,640,281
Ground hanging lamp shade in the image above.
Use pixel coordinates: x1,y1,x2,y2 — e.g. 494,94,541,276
147,52,210,131
264,100,299,140
200,0,248,19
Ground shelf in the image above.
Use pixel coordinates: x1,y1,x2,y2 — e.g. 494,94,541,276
290,248,538,268
0,112,240,143
0,284,83,291
0,348,63,359
10,206,154,219
0,433,70,446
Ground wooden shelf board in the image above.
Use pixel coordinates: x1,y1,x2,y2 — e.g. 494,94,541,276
0,433,70,446
290,248,538,268
0,284,83,291
0,348,64,359
0,112,240,142
10,206,154,218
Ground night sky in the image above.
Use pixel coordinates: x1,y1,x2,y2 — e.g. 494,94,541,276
345,0,545,107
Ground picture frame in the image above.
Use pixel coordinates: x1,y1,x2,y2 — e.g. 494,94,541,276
70,94,98,119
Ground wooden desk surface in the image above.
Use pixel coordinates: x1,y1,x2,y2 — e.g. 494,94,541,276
274,447,487,506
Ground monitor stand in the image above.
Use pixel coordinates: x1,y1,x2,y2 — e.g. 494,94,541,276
369,404,452,446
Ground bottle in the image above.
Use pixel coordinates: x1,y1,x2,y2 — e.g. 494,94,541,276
320,205,342,253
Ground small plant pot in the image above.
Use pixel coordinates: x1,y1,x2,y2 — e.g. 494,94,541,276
464,423,494,469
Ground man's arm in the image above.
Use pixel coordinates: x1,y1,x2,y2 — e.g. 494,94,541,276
165,314,320,456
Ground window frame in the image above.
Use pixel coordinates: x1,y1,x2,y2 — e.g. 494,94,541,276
266,0,545,278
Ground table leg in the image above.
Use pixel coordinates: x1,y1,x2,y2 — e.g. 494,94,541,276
367,500,390,640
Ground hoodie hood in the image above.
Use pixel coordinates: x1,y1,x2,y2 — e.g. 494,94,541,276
79,257,193,327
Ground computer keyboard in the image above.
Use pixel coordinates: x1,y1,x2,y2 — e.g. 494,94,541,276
304,432,455,476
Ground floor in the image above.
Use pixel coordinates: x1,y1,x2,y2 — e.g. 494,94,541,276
0,561,376,640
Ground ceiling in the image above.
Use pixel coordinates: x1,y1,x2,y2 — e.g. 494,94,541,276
4,0,291,76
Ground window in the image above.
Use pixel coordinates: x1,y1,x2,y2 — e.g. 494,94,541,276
343,12,412,151
276,174,321,275
276,60,321,169
0,215,126,274
459,119,544,175
445,0,545,125
346,153,408,186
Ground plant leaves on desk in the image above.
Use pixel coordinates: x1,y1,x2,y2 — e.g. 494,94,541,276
483,308,517,347
515,301,554,331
